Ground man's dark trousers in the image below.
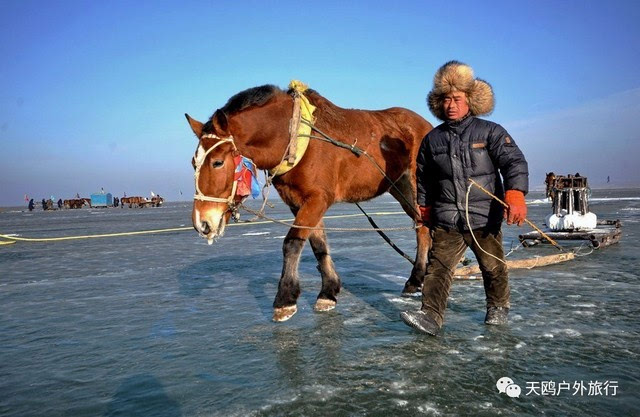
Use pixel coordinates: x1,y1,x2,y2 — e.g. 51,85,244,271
421,226,510,326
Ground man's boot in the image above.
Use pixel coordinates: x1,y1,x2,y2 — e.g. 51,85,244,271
400,310,441,336
485,306,509,325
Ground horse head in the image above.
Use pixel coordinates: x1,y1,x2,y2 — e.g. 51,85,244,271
186,112,241,244
186,85,315,245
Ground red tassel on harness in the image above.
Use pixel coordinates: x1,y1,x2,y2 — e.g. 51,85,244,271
234,156,254,198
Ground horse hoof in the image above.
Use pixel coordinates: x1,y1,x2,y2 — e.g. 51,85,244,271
401,285,422,297
314,298,336,312
273,305,297,322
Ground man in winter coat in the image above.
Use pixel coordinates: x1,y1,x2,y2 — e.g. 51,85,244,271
401,61,529,336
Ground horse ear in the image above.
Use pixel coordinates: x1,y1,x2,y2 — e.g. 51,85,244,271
185,113,203,138
213,110,228,132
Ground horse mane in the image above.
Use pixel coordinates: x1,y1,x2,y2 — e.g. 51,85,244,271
203,85,284,133
204,84,344,133
221,84,284,115
219,85,338,117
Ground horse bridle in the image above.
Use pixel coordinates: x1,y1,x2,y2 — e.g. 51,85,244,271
193,133,240,209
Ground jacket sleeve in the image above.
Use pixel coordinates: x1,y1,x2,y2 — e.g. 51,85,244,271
416,134,437,206
487,124,529,194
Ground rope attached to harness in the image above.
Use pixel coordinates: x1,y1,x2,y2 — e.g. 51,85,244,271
297,118,419,218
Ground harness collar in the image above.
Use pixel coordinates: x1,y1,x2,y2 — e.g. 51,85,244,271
268,81,316,176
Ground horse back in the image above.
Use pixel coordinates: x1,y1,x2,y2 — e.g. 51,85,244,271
375,106,432,161
275,95,432,205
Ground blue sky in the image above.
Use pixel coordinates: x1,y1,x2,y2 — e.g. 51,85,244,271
1,0,639,206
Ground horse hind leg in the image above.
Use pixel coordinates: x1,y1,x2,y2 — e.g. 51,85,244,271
308,223,340,312
388,171,431,295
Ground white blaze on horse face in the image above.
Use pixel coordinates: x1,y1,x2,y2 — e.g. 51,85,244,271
195,143,206,167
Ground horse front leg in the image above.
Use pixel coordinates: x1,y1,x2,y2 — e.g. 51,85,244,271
272,236,305,322
272,199,329,322
308,222,341,312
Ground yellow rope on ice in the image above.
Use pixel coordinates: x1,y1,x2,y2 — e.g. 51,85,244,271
0,227,192,242
0,211,407,243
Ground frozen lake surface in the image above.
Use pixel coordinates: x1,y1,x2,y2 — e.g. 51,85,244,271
1,189,639,416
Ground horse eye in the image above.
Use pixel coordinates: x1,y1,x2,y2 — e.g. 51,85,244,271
212,160,224,168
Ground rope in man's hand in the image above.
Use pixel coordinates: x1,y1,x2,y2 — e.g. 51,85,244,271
467,178,564,251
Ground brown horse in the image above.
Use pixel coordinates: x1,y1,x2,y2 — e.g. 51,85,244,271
63,198,91,209
120,196,148,208
186,84,433,321
63,198,89,209
545,172,556,200
151,196,164,207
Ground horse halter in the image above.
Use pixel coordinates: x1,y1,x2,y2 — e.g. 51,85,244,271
193,133,239,207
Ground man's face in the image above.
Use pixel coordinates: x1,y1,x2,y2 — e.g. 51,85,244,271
443,91,469,121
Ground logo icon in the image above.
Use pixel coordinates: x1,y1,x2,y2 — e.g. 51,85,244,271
497,377,521,398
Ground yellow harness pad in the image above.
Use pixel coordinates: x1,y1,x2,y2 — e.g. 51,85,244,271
269,80,316,176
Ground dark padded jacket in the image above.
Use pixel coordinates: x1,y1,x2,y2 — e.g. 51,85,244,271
416,115,529,230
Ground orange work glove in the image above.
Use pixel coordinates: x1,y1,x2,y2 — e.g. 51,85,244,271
504,190,527,226
418,205,432,226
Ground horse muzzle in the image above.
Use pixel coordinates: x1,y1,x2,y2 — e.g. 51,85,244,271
192,205,229,244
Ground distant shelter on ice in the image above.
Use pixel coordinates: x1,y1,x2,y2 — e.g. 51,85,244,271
91,191,113,207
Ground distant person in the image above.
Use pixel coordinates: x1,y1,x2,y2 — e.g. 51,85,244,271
28,199,34,211
401,61,529,336
607,176,610,183
41,199,46,210
57,198,63,209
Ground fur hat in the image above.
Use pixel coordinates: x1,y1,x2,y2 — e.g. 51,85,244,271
427,60,494,121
